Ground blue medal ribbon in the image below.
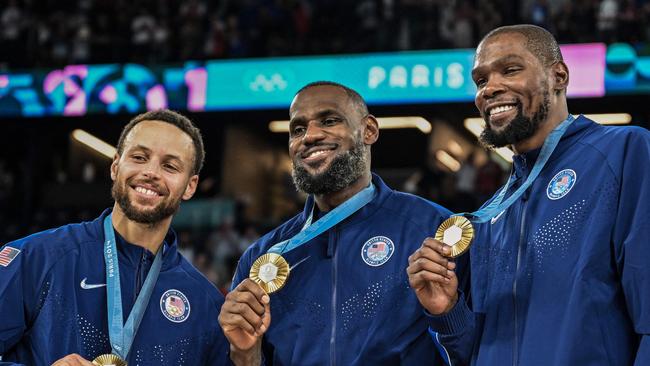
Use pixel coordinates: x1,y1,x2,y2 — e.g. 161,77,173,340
103,214,163,359
268,183,376,255
461,114,575,223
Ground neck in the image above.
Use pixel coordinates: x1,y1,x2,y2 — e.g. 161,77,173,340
111,203,171,254
512,104,569,154
314,171,372,212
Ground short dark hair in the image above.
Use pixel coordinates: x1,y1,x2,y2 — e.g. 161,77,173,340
117,109,205,175
295,81,369,116
480,24,563,67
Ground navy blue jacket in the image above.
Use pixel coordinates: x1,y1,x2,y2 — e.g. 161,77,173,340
429,116,650,365
232,174,451,365
0,209,229,365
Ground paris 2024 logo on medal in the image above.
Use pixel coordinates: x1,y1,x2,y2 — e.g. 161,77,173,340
361,236,394,267
160,289,190,323
547,169,577,200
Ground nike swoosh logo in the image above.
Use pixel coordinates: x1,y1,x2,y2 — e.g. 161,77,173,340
290,256,311,271
80,277,106,289
491,210,505,225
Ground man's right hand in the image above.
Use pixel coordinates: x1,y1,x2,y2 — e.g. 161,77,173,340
51,353,94,366
407,238,459,315
218,279,271,365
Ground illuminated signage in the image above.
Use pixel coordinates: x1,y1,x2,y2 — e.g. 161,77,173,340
0,43,644,118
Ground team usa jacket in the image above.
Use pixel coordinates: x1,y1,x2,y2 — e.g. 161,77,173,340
429,115,650,365
232,174,451,365
0,209,229,365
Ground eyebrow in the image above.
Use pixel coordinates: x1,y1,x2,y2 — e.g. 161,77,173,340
472,54,526,77
129,144,184,163
289,108,342,126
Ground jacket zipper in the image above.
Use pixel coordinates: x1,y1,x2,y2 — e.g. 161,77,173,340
512,194,529,366
329,227,338,366
134,250,147,300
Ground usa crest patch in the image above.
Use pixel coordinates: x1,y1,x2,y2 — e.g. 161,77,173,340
361,236,394,267
160,289,190,323
547,169,577,200
0,246,20,267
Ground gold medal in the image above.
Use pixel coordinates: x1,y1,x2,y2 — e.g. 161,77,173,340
434,216,474,258
249,253,290,293
92,354,127,366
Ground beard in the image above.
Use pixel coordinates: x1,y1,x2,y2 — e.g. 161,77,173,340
111,177,181,224
479,90,550,149
292,138,368,195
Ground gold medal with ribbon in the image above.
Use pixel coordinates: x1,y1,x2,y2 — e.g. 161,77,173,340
249,253,290,294
92,354,127,366
435,216,474,258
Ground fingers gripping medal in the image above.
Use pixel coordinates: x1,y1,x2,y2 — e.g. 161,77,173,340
435,216,474,258
92,354,127,366
249,253,290,293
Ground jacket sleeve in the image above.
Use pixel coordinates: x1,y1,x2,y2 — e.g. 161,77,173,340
424,251,477,366
613,129,650,365
206,312,234,366
0,240,43,363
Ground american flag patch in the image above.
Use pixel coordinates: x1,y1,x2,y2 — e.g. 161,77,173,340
0,246,20,267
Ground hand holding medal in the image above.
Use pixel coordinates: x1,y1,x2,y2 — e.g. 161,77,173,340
408,115,576,315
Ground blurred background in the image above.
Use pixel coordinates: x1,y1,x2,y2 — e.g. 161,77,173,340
1,0,649,293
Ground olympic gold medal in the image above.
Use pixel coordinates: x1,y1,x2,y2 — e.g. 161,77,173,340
249,253,290,294
92,354,127,366
434,216,474,258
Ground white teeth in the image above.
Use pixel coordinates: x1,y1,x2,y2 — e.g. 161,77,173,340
306,150,327,158
135,186,158,196
489,105,515,116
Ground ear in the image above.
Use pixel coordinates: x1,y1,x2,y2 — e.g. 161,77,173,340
551,61,569,93
182,175,199,201
110,154,120,181
363,115,379,145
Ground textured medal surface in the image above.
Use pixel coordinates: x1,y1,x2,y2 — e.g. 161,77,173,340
434,216,474,258
92,354,127,366
249,253,290,293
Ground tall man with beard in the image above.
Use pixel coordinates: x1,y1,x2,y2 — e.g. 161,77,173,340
0,110,229,365
407,25,650,365
219,81,450,365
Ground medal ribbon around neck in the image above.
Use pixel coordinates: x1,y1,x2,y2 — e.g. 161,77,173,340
103,214,163,360
250,183,376,293
436,115,576,257
464,114,575,223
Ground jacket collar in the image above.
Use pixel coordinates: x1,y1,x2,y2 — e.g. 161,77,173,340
297,172,392,228
512,114,595,179
94,208,180,270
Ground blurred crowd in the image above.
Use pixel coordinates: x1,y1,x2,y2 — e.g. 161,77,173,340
1,0,650,68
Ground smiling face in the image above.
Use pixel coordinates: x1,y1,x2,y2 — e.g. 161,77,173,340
288,85,376,195
110,120,198,224
472,33,553,148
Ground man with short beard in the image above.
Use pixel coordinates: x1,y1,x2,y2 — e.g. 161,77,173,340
407,25,650,365
0,110,229,365
219,81,451,365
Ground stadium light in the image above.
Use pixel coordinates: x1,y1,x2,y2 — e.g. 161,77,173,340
435,150,461,172
72,129,116,159
269,116,432,134
582,113,631,125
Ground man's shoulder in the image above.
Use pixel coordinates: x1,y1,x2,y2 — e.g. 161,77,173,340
384,189,452,217
5,218,102,259
578,116,650,148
